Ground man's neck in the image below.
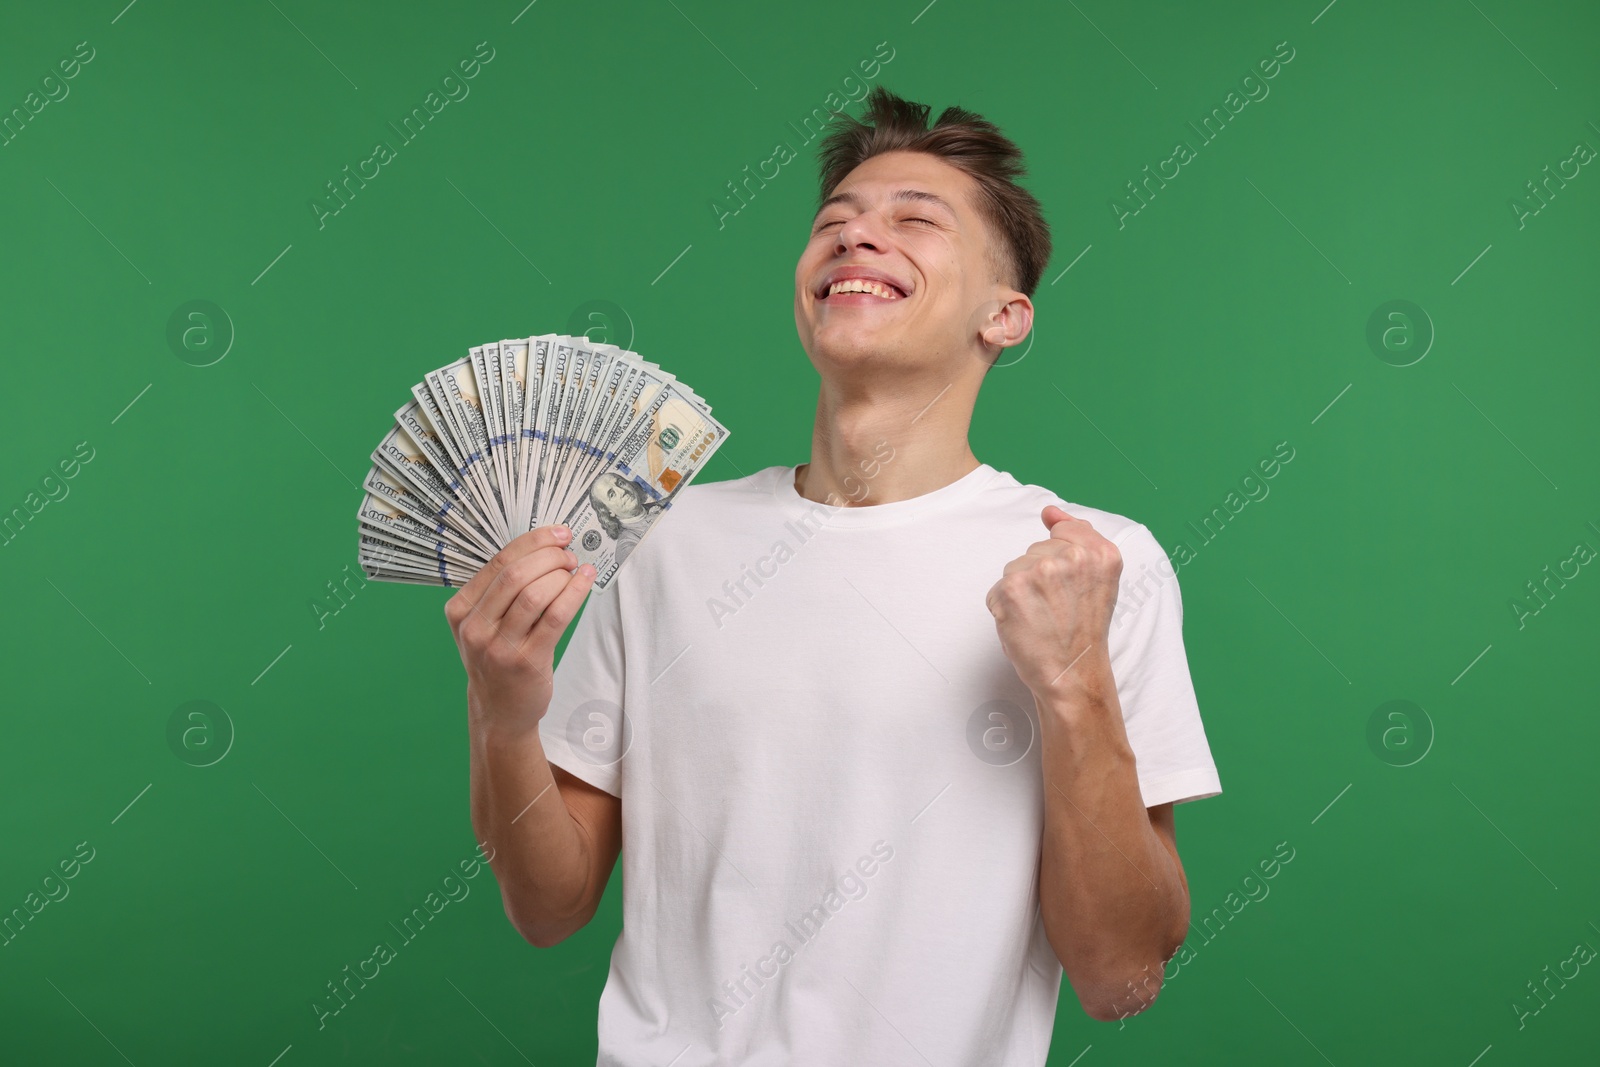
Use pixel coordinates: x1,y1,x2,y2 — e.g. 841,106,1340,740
796,376,982,506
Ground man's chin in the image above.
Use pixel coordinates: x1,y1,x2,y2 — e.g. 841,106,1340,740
807,317,906,352
807,334,903,370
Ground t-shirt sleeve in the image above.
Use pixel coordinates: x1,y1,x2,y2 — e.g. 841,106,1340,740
537,582,628,799
1107,523,1222,807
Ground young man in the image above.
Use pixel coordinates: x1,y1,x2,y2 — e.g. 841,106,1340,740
447,87,1222,1065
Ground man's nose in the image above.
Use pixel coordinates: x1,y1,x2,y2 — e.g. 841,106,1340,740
836,209,893,252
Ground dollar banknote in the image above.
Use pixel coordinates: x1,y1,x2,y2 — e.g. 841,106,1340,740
359,334,728,589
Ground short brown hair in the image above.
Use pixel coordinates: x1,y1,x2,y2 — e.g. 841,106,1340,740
815,86,1052,296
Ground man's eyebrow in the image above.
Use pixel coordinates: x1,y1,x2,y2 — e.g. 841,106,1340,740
813,189,958,219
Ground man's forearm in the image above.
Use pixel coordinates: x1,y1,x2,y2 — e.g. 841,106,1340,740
1035,648,1189,1020
467,686,596,945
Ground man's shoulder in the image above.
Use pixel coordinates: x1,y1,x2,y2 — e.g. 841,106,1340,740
670,465,785,514
625,466,784,559
984,468,1160,559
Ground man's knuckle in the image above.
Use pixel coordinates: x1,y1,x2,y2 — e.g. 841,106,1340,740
463,620,491,650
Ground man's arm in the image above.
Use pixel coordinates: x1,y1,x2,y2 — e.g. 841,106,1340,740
1033,667,1189,1021
446,524,621,948
468,698,622,947
987,506,1192,1022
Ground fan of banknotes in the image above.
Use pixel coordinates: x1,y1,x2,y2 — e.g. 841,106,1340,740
357,333,729,590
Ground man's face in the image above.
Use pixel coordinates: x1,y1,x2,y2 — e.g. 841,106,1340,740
793,149,1030,379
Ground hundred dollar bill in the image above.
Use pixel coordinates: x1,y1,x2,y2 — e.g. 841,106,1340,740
511,335,552,533
357,491,484,567
498,337,529,526
547,343,614,520
516,353,668,537
423,359,506,540
362,333,729,590
362,466,491,562
359,529,463,573
530,338,575,530
546,341,600,521
370,420,500,559
510,335,551,532
359,532,478,585
466,346,500,512
566,359,664,514
553,356,639,517
471,343,513,526
562,381,729,588
407,382,503,542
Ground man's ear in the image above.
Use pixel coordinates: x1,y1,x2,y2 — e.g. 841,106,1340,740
978,292,1034,350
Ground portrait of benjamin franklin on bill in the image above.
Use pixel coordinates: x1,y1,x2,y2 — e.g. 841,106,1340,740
586,471,666,563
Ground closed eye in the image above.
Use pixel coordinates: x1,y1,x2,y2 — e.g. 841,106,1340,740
812,214,938,235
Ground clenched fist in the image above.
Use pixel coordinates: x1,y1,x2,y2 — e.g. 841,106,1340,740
986,505,1123,695
444,524,597,729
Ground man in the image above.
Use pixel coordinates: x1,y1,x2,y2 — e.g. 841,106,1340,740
446,86,1222,1065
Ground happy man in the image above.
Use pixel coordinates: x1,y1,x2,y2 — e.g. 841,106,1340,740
446,86,1222,1065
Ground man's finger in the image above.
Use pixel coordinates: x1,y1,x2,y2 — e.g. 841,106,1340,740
470,545,580,627
1023,536,1069,558
453,525,573,613
527,565,598,652
1005,545,1051,575
1042,504,1078,535
499,564,580,641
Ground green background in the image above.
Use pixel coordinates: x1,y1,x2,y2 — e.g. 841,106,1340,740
2,0,1596,1063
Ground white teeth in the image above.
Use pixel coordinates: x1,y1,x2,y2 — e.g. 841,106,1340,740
827,278,901,299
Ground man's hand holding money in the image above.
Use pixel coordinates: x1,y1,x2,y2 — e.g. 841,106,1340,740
444,524,597,730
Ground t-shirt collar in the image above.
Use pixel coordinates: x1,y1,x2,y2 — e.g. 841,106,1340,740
768,461,1001,529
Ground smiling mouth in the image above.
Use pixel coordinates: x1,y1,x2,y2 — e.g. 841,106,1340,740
820,278,907,301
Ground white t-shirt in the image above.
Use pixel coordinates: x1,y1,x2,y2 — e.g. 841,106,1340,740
539,462,1222,1066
